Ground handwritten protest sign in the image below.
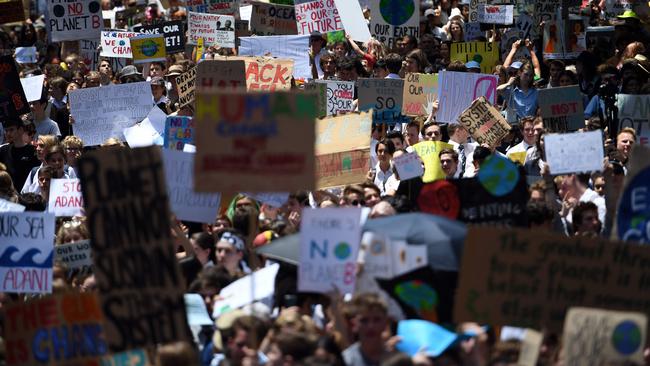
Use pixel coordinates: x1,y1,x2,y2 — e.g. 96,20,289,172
244,192,290,208
315,80,354,116
604,0,635,19
15,47,37,63
176,66,196,108
48,178,84,217
0,0,25,24
333,0,371,42
78,146,191,352
0,198,25,213
188,11,235,47
137,20,185,54
316,111,372,188
55,240,93,271
100,30,139,58
162,149,221,223
455,227,650,330
402,73,438,117
305,81,327,117
47,0,102,42
299,207,362,294
196,59,246,91
437,70,498,123
563,307,647,366
0,211,55,294
534,0,560,23
239,35,310,80
164,116,194,151
412,141,452,183
617,94,650,146
458,97,511,147
545,131,604,175
80,38,100,71
250,1,298,35
20,74,45,102
219,56,293,91
0,55,29,118
69,82,152,146
294,0,342,35
539,86,584,132
130,33,166,63
212,263,279,317
393,152,424,180
370,0,419,49
184,0,238,15
450,42,499,74
358,78,410,125
478,4,513,24
615,146,650,244
4,292,107,365
195,92,316,192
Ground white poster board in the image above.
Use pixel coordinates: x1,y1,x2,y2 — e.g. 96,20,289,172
393,152,424,180
100,30,139,58
47,0,103,42
238,34,310,80
54,240,93,270
20,75,45,102
333,0,371,42
188,11,236,48
315,80,355,116
437,70,498,123
545,130,604,175
48,179,84,217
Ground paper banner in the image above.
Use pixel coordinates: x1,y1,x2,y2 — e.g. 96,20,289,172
314,80,355,116
100,30,139,58
238,34,310,80
333,0,371,42
47,0,103,42
196,59,247,90
216,56,293,92
294,0,343,35
48,178,84,217
54,240,93,271
0,198,25,213
617,94,650,146
393,152,424,180
477,4,514,24
615,146,650,243
20,74,45,102
15,47,37,63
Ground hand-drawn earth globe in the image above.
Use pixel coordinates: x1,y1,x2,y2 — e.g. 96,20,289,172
612,320,642,355
380,0,415,25
141,40,159,56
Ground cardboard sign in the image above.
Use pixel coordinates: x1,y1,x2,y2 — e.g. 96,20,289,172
47,0,103,42
545,131,604,175
315,80,354,116
393,152,424,180
184,0,239,15
450,42,499,74
299,207,362,294
412,141,452,183
138,20,185,54
458,96,511,147
164,116,194,151
15,47,37,64
4,292,107,365
0,198,25,213
517,329,544,366
188,11,235,47
454,227,650,330
358,78,410,125
437,70,498,124
20,74,45,102
370,0,419,49
77,146,191,352
195,92,317,192
162,149,221,223
218,56,293,91
0,211,55,294
54,240,93,271
69,82,152,146
238,34,310,80
130,33,166,63
617,94,650,146
316,111,372,188
477,4,513,24
616,146,650,244
0,55,30,118
0,0,25,24
333,0,371,42
196,59,247,90
538,86,583,132
294,0,342,35
250,1,298,35
402,73,438,117
176,66,197,108
100,30,139,58
563,307,647,366
48,178,84,217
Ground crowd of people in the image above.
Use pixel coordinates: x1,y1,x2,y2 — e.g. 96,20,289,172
1,0,650,365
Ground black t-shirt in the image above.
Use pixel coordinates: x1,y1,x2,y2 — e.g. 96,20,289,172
0,144,40,190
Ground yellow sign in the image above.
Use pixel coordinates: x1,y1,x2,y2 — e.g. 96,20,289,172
412,141,453,182
196,37,204,63
130,33,166,64
508,151,527,166
450,41,499,74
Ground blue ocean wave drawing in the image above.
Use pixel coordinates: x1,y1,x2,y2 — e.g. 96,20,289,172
0,246,53,268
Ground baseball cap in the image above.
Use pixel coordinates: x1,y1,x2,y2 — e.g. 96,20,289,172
424,8,436,17
466,60,481,69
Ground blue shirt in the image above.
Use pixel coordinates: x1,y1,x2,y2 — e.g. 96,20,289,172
511,86,538,119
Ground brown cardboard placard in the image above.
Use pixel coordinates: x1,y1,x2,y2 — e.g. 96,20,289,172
216,56,294,91
176,65,197,108
77,146,191,352
196,59,247,90
458,96,511,147
402,72,438,117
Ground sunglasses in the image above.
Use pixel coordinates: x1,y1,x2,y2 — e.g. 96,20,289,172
350,199,365,206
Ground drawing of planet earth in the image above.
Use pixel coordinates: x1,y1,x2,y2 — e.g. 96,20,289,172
380,0,415,25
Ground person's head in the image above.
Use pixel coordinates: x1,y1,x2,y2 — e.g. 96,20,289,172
404,122,420,146
519,117,536,145
386,131,405,150
361,183,381,208
319,54,337,76
548,60,565,81
375,138,396,164
439,148,458,178
56,219,89,244
222,315,268,365
150,76,167,99
533,117,545,140
592,172,605,197
472,146,492,172
342,184,365,207
527,201,555,229
617,127,636,158
149,61,166,78
419,34,440,59
369,200,397,218
83,71,101,88
155,342,198,366
372,59,389,78
385,53,403,75
349,293,389,343
332,41,349,58
336,57,360,81
446,60,467,73
557,70,577,86
48,76,68,101
449,19,464,42
194,265,232,314
37,165,55,196
191,231,216,266
310,32,325,53
36,135,58,162
517,62,535,89
29,93,49,118
2,118,26,145
267,331,317,366
215,230,245,275
447,123,468,143
572,201,601,235
61,135,84,167
98,58,113,77
422,121,441,141
44,144,66,178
